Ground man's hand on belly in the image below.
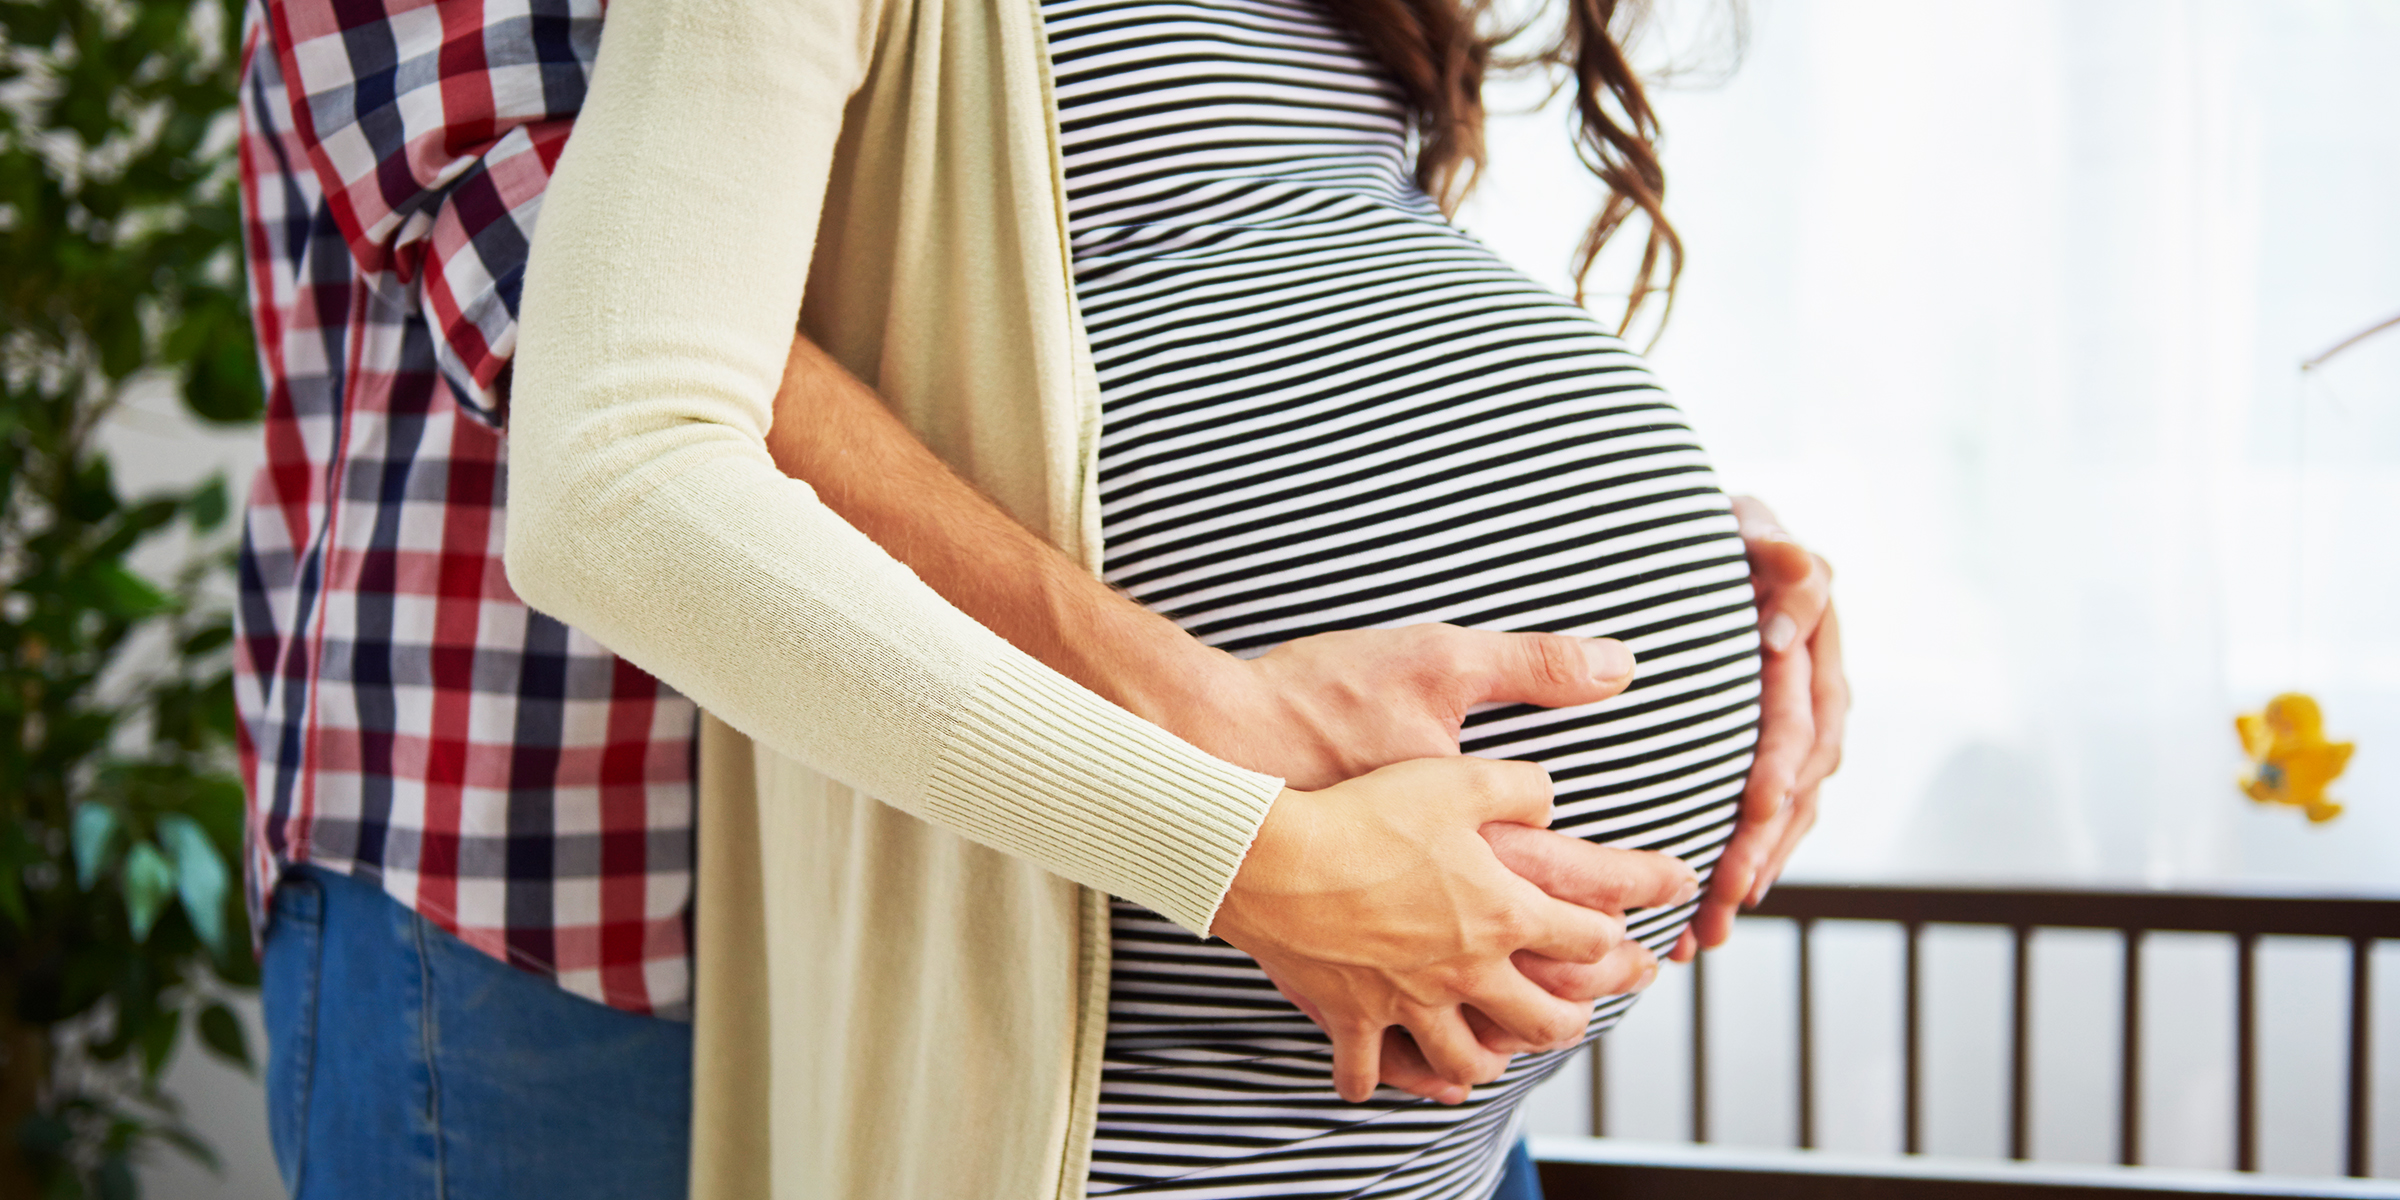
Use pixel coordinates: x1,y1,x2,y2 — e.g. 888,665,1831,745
1176,623,1633,790
1168,624,1699,1098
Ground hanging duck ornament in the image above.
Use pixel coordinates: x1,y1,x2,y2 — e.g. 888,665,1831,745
2237,693,2355,824
2235,313,2391,826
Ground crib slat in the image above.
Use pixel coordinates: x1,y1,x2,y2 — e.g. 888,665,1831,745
2011,924,2032,1161
1797,918,1815,1151
1589,1034,1606,1138
1904,920,1923,1155
1692,948,1710,1144
2120,929,2144,1166
2349,936,2372,1178
2236,932,2257,1172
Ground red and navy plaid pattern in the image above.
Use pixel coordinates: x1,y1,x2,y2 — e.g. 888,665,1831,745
233,0,698,1016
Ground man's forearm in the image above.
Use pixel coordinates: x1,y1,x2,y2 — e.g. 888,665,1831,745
762,335,1235,729
761,333,1690,1097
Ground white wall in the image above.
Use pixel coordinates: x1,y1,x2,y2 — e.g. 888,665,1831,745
99,382,274,1197
142,997,278,1200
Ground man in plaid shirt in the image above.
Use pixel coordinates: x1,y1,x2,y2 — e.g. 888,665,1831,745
237,0,699,1194
234,0,1846,1194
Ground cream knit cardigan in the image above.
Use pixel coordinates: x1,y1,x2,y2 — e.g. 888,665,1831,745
506,0,1290,1195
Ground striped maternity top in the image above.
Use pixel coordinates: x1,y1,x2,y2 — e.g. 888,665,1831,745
1054,1,1764,1195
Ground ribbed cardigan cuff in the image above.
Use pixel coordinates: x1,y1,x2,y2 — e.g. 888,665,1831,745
923,656,1283,935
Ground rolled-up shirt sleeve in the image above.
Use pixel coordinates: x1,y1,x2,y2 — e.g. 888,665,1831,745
256,0,597,424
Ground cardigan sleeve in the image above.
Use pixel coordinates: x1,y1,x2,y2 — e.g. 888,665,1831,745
506,0,1282,933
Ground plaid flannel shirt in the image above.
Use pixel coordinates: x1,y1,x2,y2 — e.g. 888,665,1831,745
234,0,699,1016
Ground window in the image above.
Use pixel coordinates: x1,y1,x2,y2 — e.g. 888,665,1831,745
1464,0,2400,893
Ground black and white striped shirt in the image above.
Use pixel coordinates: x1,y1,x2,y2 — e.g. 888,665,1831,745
1053,1,1762,1194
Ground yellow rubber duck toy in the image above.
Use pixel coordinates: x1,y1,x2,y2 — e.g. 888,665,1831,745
2236,693,2355,824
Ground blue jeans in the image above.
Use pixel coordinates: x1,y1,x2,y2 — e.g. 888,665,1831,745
260,865,693,1200
1492,1138,1545,1200
263,865,1542,1200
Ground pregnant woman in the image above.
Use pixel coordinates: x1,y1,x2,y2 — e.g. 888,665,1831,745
1064,2,1755,1193
506,0,1832,1196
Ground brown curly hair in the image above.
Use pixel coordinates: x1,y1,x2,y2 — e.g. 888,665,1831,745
1318,0,1681,334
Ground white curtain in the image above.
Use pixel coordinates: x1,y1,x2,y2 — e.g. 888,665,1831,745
1464,0,2400,893
1475,0,2400,1174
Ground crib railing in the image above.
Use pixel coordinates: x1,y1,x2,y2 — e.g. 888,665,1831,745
1532,1135,2400,1199
1575,883,2400,1182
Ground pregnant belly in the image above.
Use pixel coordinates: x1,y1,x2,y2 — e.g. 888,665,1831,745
1094,228,1762,877
1083,224,1762,1197
1098,363,1760,999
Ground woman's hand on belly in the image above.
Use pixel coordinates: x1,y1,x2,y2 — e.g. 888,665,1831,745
1679,498,1851,960
1210,757,1698,1105
1260,834,1677,1104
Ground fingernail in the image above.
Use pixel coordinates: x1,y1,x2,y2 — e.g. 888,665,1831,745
1671,875,1700,906
1635,963,1660,991
1750,879,1774,908
1585,639,1635,682
1762,613,1798,654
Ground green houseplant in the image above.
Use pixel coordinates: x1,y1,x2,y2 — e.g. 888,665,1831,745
1,0,264,1195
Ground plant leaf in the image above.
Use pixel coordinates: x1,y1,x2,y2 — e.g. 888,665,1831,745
195,1001,249,1071
98,1153,137,1200
139,1010,182,1082
0,821,29,929
95,563,174,620
156,814,227,955
183,775,246,850
152,1122,222,1172
73,802,122,890
65,456,121,524
18,1111,73,1156
185,474,227,531
181,306,264,424
122,841,177,941
179,624,232,656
